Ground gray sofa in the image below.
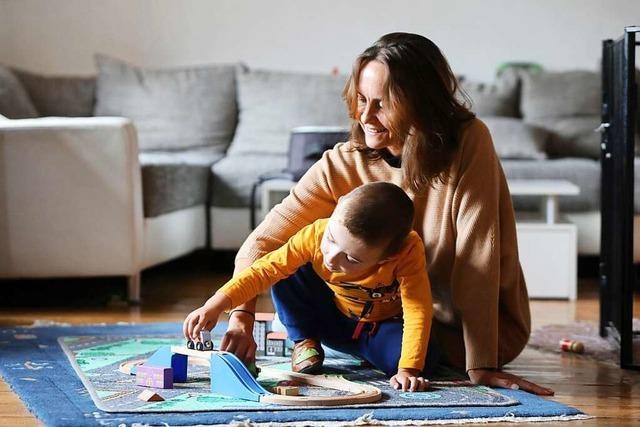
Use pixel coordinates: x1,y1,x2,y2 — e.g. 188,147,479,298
1,55,638,300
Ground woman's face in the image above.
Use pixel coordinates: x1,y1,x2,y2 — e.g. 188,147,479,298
356,60,403,156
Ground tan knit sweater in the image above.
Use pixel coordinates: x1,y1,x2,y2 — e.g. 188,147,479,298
236,118,531,371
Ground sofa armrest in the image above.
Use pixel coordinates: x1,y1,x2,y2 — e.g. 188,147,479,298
0,117,144,277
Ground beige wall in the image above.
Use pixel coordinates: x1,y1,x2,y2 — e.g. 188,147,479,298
1,0,638,82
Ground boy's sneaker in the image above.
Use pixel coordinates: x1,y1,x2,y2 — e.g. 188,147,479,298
291,338,324,374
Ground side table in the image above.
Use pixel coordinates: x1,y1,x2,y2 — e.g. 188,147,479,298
508,180,580,300
260,179,297,220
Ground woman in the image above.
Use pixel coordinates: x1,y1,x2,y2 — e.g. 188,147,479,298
219,32,553,395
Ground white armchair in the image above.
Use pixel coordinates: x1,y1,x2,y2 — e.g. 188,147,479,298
0,117,145,301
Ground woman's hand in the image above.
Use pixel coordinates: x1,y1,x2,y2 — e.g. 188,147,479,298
390,368,429,392
468,368,554,396
219,310,258,365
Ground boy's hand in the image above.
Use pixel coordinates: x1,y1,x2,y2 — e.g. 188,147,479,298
390,368,429,392
183,293,232,342
183,303,221,341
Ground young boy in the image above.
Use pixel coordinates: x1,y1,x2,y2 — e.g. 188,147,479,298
183,182,433,392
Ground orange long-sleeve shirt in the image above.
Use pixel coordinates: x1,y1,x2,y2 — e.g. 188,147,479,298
219,218,432,371
236,118,531,371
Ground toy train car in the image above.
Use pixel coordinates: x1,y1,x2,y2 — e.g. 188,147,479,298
186,330,213,351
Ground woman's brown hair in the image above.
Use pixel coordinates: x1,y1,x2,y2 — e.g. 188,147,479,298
344,32,475,193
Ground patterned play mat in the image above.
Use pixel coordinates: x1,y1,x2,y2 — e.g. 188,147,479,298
59,335,517,412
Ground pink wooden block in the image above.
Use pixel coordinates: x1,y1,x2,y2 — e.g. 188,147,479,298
136,365,173,389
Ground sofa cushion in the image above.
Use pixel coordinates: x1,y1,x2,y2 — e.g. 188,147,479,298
0,65,39,119
139,147,224,217
526,116,601,159
482,117,548,159
520,70,600,120
12,68,96,117
501,158,600,212
227,69,349,155
94,55,237,152
211,153,288,207
460,68,519,117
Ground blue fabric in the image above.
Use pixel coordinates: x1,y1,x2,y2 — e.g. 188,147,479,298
0,322,585,427
271,263,439,377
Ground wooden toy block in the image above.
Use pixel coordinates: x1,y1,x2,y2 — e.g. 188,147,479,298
254,312,275,356
137,390,165,402
273,386,299,396
144,345,187,382
255,312,275,322
277,380,302,387
266,331,289,356
136,365,173,389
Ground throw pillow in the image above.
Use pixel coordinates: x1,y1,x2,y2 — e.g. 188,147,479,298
482,116,548,160
520,70,600,120
94,54,237,152
0,65,39,119
227,68,349,155
459,68,519,117
12,68,96,117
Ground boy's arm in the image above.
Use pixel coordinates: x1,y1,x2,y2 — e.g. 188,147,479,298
219,222,322,362
188,222,320,343
396,237,433,372
217,222,320,308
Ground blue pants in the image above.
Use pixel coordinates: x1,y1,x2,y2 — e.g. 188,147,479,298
271,263,439,378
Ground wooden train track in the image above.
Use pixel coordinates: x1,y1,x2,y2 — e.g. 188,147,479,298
258,366,382,406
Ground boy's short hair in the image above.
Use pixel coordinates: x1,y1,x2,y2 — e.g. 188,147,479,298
338,182,414,256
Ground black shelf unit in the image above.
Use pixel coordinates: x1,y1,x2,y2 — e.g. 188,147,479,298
600,26,640,370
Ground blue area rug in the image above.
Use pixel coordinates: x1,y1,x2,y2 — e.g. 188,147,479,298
0,322,589,426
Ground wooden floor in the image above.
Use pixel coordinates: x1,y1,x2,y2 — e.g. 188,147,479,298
1,252,639,426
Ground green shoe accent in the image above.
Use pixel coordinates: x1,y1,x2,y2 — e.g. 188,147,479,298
293,348,320,365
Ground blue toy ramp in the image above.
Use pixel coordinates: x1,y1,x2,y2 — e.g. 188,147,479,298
210,352,270,401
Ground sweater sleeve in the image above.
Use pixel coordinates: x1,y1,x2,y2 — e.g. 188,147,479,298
450,120,524,371
235,143,361,271
219,221,320,308
396,236,432,371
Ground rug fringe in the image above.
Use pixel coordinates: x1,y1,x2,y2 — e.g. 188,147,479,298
180,413,593,426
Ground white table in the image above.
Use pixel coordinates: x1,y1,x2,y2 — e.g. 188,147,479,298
261,178,580,300
509,180,580,300
508,180,580,224
260,179,297,219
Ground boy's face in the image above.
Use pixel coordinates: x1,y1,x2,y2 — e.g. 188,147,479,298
320,210,388,275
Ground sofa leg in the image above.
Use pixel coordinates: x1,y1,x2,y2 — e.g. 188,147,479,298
127,273,141,304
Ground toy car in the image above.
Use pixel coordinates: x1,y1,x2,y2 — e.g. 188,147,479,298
186,330,214,351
